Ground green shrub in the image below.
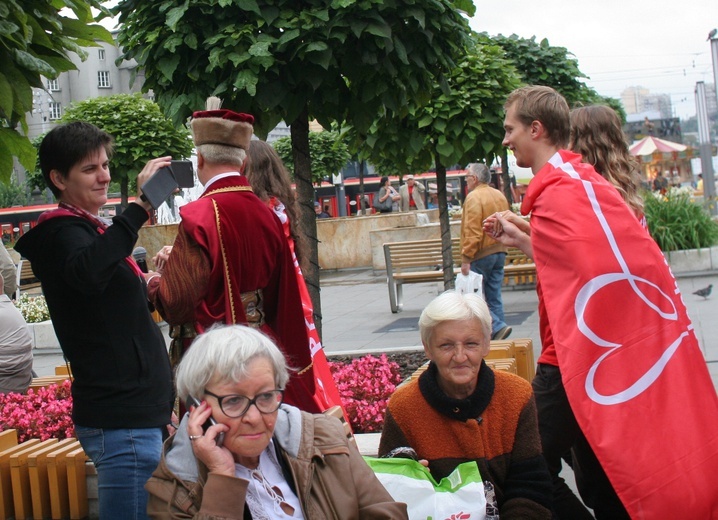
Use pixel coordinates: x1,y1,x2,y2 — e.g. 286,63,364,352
644,188,718,252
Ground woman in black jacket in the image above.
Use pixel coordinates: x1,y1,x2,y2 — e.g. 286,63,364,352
16,121,174,520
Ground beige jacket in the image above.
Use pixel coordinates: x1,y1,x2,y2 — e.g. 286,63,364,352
145,405,408,519
460,184,509,263
399,181,425,211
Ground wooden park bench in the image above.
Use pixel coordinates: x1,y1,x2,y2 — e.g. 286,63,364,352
383,239,536,313
29,375,71,391
503,248,537,287
0,432,91,520
403,338,535,385
383,238,462,313
14,259,41,299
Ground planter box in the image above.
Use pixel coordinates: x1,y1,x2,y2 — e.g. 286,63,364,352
29,320,60,349
664,246,718,274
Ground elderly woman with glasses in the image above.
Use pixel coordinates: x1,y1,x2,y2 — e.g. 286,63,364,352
378,291,552,519
146,324,407,519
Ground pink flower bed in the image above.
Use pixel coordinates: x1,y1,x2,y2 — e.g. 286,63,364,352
329,353,402,433
0,380,74,442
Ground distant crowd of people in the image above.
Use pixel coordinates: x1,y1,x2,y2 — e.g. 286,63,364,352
3,86,716,519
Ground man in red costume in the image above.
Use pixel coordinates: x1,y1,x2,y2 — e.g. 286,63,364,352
485,86,718,519
148,97,318,413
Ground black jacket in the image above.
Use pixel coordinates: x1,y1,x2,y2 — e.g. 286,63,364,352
16,203,173,428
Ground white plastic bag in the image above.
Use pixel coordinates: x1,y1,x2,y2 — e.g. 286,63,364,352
455,271,483,298
365,457,487,520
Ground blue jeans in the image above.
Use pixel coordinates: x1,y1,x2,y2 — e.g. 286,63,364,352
75,425,163,520
470,252,507,336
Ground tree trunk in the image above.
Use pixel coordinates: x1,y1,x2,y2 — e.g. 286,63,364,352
121,177,129,208
501,148,512,204
434,155,454,290
358,159,365,215
290,108,322,338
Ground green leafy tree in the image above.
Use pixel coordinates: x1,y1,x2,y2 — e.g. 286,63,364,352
0,0,113,183
346,34,521,287
273,131,350,185
113,0,474,334
490,33,622,201
60,94,193,205
0,179,28,208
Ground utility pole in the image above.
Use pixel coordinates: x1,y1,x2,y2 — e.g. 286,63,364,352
700,29,718,216
695,82,716,215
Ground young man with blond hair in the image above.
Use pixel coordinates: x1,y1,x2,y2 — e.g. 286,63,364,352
488,85,718,519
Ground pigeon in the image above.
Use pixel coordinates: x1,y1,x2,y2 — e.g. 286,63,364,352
692,284,713,299
708,28,717,41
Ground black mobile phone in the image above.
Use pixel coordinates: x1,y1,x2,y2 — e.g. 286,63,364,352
140,166,178,209
171,160,195,188
186,395,225,447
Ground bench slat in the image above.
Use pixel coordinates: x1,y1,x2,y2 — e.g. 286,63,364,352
383,238,535,313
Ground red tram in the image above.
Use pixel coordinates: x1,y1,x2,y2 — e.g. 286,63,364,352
0,198,129,244
314,169,469,217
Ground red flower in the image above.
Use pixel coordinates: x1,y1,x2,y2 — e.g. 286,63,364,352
329,354,402,433
0,380,74,442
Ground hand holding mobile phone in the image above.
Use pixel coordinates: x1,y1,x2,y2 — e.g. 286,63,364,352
186,395,225,447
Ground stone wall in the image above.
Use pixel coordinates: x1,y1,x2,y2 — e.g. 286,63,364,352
134,220,718,274
316,210,439,270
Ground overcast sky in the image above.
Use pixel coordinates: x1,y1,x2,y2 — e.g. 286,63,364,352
470,0,718,120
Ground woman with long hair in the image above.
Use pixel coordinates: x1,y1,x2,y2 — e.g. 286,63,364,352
569,105,644,220
245,140,343,414
245,140,306,266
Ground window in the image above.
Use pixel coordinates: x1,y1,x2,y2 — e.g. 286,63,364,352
98,71,111,88
49,102,62,120
98,49,106,61
47,79,60,91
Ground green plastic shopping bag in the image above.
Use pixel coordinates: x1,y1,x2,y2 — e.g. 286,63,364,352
364,457,487,520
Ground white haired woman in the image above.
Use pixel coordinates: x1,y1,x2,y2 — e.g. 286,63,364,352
378,291,551,519
146,324,408,519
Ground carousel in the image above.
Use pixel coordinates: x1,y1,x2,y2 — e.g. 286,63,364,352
629,136,693,188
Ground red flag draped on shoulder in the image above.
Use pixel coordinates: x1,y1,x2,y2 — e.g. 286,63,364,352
523,150,718,518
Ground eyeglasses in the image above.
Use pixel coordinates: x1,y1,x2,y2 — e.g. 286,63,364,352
204,389,284,418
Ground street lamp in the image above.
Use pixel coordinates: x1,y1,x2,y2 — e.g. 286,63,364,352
695,81,716,216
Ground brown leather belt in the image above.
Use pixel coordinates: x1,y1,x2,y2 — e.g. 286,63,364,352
168,289,265,368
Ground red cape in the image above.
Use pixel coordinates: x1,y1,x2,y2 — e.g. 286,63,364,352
523,151,718,518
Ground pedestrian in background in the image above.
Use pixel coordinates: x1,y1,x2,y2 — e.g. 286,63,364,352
460,163,512,340
399,174,426,211
0,273,33,395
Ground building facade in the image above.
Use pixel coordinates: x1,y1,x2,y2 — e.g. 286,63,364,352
26,35,148,141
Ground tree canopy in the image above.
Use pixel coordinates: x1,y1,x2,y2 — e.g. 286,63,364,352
59,94,193,205
113,0,475,334
113,0,474,136
0,0,113,183
273,131,350,184
491,33,624,117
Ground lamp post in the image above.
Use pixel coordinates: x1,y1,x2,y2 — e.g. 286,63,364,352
695,81,716,215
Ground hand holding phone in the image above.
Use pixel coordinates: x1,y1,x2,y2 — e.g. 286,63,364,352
186,395,225,447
